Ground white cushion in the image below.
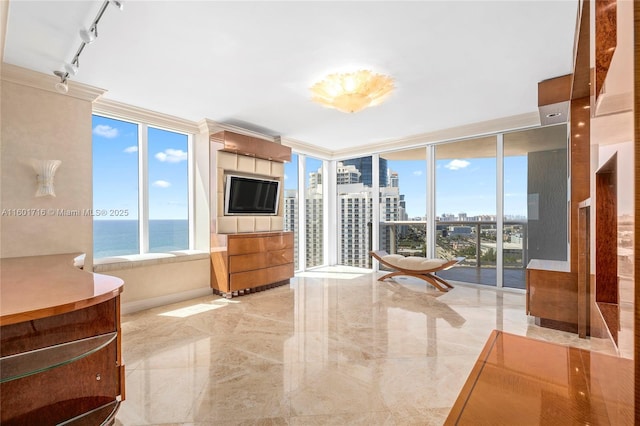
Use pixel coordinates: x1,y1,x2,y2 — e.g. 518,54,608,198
382,254,447,271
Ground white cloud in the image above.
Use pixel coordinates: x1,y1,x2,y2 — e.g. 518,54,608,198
153,180,171,188
93,124,119,138
412,170,423,176
155,149,187,163
444,159,471,170
284,174,288,180
123,146,138,153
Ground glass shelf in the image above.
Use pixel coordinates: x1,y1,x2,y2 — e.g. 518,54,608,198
58,399,120,426
0,332,117,383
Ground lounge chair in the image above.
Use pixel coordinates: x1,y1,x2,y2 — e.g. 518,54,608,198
370,250,464,292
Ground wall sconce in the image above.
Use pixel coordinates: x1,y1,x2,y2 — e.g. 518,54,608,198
32,160,62,197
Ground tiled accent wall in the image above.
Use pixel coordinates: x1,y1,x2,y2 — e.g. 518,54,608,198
216,151,285,234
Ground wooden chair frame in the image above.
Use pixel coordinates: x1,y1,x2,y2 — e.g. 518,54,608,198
370,250,464,292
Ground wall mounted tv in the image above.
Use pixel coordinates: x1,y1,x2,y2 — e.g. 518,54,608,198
224,175,281,215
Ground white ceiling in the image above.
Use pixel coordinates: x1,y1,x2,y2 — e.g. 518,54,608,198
3,1,578,153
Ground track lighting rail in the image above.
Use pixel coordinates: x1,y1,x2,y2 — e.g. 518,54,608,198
53,0,123,93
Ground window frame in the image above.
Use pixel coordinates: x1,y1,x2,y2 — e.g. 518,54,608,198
92,113,195,259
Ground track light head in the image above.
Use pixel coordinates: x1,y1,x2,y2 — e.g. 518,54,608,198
53,71,69,94
55,81,69,94
110,0,124,10
64,62,78,76
79,27,96,44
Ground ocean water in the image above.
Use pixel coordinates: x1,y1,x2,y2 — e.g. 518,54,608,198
94,220,188,258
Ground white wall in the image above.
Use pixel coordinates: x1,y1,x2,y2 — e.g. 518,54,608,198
1,70,212,313
1,80,94,261
95,256,211,313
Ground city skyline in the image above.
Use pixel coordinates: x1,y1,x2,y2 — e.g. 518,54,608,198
284,155,528,219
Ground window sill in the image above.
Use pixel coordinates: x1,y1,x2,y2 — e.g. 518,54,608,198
80,251,210,273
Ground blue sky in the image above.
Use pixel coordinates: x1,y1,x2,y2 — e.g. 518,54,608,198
93,119,527,222
93,115,188,220
284,154,527,219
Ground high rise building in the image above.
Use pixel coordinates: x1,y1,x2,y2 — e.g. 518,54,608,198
389,171,399,188
305,188,324,267
289,162,404,269
336,162,361,184
341,157,388,187
283,189,299,270
338,184,373,268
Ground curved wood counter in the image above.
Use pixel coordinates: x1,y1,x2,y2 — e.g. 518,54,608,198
0,253,125,425
1,253,124,326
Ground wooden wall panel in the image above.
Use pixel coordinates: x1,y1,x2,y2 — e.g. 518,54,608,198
569,97,591,272
595,0,617,99
633,2,639,422
211,130,291,163
595,155,618,304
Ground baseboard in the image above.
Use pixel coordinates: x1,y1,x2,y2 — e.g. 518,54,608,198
121,287,213,315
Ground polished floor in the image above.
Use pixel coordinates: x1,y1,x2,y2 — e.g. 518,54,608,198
115,268,617,425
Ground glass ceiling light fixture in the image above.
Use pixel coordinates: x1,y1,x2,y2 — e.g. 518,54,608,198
310,70,395,113
52,0,123,93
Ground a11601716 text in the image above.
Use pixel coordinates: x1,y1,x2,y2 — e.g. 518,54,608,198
1,208,130,217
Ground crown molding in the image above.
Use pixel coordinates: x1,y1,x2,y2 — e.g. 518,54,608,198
1,63,106,102
93,98,200,134
198,118,278,143
279,136,334,159
335,111,542,159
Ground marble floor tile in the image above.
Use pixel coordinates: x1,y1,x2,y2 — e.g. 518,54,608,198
116,270,619,425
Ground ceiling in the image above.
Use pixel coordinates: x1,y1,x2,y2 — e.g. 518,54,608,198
3,1,578,154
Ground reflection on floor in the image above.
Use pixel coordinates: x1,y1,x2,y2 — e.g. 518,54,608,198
437,266,526,289
115,268,616,425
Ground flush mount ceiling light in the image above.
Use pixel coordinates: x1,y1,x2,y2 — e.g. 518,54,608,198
52,1,123,93
310,70,395,113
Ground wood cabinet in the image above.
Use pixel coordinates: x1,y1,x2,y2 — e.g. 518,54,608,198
526,259,577,333
211,231,294,297
0,254,125,425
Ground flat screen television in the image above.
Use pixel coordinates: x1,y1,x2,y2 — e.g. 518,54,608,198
224,175,281,215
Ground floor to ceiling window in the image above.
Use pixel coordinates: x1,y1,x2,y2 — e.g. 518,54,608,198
305,156,324,268
502,133,528,289
336,156,374,268
379,149,427,259
435,136,497,286
284,153,300,270
291,125,567,287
